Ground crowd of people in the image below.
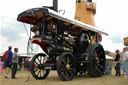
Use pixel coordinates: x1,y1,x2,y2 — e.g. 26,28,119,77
114,47,128,77
0,46,31,79
0,46,19,79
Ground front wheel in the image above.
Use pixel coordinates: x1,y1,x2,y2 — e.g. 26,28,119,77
30,53,50,80
57,52,76,81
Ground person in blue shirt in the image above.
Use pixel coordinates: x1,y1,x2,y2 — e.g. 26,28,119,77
4,46,13,78
8,49,13,64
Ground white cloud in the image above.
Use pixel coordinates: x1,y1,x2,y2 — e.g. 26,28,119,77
0,0,53,17
94,0,128,52
1,33,28,53
1,36,11,53
101,35,124,53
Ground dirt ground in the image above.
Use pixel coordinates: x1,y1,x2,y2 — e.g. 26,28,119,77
0,68,128,85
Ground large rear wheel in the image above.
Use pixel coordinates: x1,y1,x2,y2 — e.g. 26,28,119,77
30,53,50,80
57,52,76,81
86,44,106,77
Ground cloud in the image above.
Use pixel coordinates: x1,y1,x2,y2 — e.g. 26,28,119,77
94,0,128,52
101,35,124,53
1,17,30,42
1,16,30,53
1,32,29,53
1,36,11,53
108,32,128,44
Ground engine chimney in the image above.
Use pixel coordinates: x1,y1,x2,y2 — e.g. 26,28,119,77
53,0,58,12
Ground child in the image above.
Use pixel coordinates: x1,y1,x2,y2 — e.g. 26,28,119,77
0,58,4,73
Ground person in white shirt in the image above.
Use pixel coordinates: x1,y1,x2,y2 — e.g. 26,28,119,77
122,47,128,77
11,48,19,79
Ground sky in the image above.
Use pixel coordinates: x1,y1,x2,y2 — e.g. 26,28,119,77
0,0,128,54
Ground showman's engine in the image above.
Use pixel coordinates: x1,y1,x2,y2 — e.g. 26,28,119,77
17,0,108,81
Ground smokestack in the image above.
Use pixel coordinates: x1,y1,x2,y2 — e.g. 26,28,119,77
53,0,58,12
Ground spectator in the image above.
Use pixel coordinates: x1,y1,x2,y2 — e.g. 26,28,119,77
11,48,19,79
24,58,31,71
122,47,128,77
3,46,13,78
121,48,126,76
114,50,121,76
0,58,4,73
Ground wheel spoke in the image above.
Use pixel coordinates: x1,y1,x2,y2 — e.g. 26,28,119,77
61,67,66,71
95,64,101,73
96,63,103,68
99,59,104,62
69,64,73,67
62,58,67,65
34,60,39,65
68,69,72,74
37,69,41,77
42,69,45,75
92,52,96,57
40,56,42,64
62,69,66,76
67,70,71,77
34,67,38,72
96,47,100,53
65,70,69,78
94,51,97,57
36,58,40,64
39,56,42,64
37,57,41,64
40,69,41,77
92,51,97,59
97,52,103,57
61,68,67,73
43,58,45,64
67,56,70,64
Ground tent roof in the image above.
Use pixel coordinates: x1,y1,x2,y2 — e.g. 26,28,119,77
106,55,114,61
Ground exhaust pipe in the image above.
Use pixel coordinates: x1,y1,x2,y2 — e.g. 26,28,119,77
53,0,58,12
77,0,92,3
87,0,92,2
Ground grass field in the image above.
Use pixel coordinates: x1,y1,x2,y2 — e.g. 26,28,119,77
0,69,128,85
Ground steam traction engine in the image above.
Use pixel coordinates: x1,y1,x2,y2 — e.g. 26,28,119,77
17,0,108,81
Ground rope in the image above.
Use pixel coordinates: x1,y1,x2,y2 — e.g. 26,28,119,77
23,23,30,38
23,23,39,53
23,23,39,82
25,70,30,82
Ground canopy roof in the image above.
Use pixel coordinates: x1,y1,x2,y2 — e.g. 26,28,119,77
106,55,114,61
17,7,108,35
